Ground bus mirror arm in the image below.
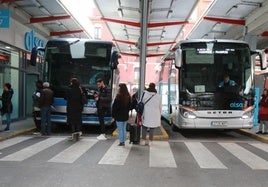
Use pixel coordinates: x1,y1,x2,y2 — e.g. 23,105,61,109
30,47,45,66
254,50,267,70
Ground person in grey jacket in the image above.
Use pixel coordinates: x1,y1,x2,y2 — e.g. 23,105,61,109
141,83,162,146
39,82,54,136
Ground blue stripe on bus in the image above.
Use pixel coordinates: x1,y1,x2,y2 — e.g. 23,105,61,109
51,115,112,124
53,98,66,106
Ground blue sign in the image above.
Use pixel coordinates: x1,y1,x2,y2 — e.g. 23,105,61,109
24,30,45,52
0,9,10,28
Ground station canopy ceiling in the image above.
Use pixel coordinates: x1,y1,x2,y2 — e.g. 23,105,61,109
1,0,267,57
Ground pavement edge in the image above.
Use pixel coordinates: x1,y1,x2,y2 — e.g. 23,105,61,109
0,127,36,142
238,129,268,143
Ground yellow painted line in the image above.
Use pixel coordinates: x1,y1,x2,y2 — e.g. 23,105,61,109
0,127,36,142
112,125,169,140
238,129,268,143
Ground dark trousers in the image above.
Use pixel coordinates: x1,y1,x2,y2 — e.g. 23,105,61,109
70,113,82,133
41,106,51,135
97,109,106,134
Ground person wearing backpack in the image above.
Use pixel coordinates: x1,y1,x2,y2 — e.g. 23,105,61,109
140,83,162,146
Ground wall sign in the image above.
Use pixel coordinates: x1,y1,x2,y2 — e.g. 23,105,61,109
24,30,45,52
0,9,10,28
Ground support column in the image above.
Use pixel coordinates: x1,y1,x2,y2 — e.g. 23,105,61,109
139,0,149,98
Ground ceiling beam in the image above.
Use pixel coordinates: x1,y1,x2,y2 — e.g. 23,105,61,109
147,41,175,46
148,21,188,28
50,29,84,36
30,15,71,23
262,31,268,37
113,39,176,46
203,16,245,25
102,17,140,27
120,51,165,57
102,17,188,28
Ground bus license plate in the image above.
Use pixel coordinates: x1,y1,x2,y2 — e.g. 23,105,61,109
211,121,226,126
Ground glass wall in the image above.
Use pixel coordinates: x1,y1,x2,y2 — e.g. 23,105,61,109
0,41,41,121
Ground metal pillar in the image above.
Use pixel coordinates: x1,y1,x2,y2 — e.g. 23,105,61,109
139,0,149,98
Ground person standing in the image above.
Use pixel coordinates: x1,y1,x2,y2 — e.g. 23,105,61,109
141,83,162,146
66,78,84,139
112,83,131,146
257,89,268,134
39,82,54,136
94,78,111,140
32,80,43,133
1,83,14,131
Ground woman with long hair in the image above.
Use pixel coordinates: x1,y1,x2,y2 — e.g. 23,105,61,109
112,83,131,146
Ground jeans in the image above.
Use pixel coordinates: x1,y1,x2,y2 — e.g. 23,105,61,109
116,121,127,143
141,126,155,141
2,113,11,129
259,120,268,132
41,106,51,135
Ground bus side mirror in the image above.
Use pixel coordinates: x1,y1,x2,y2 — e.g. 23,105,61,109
259,50,267,70
175,49,182,68
30,47,44,66
110,51,119,69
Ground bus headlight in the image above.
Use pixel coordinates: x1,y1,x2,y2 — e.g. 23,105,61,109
241,110,253,119
180,108,196,119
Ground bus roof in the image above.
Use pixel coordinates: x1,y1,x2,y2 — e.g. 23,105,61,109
47,38,114,46
175,39,249,48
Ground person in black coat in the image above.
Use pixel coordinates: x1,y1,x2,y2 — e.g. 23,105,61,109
1,83,13,131
112,83,131,146
66,78,84,137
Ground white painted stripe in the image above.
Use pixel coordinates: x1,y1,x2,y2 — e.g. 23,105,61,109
150,141,177,168
0,138,64,161
250,143,268,154
219,143,268,170
48,139,98,163
0,137,32,150
98,140,132,165
185,142,227,169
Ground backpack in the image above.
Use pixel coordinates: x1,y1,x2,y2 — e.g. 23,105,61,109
135,92,156,115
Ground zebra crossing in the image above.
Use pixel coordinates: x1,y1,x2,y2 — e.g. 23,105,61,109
1,136,268,170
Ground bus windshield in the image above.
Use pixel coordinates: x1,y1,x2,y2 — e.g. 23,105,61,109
179,42,253,110
43,40,113,97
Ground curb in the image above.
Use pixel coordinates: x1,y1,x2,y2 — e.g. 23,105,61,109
238,129,268,143
112,125,169,140
0,127,36,142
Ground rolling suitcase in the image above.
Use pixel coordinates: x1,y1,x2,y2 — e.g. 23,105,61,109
129,124,141,144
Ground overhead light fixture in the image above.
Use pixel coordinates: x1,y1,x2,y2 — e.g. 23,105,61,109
226,5,238,15
118,8,123,18
167,10,173,19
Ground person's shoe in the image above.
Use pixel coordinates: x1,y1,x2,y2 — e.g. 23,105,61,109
118,142,125,146
79,131,82,136
4,128,10,131
263,132,268,135
256,131,262,134
34,132,42,136
148,141,152,146
97,134,107,140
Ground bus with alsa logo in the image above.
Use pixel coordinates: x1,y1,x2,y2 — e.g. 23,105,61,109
31,38,119,125
163,39,266,130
